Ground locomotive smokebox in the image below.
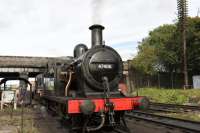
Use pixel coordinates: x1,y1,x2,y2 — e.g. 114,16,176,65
89,24,104,47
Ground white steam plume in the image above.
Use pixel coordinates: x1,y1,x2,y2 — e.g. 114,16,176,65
91,0,105,24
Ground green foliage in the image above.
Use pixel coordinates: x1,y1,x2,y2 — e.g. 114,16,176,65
132,17,200,75
132,44,158,75
137,88,200,104
186,17,200,74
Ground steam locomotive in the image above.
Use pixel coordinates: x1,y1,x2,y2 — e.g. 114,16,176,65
35,25,149,132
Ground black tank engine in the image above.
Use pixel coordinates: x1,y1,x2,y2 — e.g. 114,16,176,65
35,24,148,132
71,25,123,97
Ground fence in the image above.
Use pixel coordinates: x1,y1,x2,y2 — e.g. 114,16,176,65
124,61,193,91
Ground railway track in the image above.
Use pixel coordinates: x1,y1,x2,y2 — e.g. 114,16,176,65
149,102,200,112
126,111,200,133
113,129,130,133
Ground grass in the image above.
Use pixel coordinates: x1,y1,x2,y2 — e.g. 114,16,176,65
135,88,200,104
134,88,200,122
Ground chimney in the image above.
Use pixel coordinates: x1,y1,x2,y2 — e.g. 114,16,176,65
89,24,105,47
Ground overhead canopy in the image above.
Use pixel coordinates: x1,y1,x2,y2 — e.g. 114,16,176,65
0,77,32,86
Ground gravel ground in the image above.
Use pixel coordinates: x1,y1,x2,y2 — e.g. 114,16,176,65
0,104,192,133
0,105,68,133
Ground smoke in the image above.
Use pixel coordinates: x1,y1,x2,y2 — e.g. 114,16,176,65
91,0,105,24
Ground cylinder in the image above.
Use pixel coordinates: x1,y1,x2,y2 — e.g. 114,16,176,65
89,24,105,47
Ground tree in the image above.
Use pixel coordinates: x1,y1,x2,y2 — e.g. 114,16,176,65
132,43,158,75
132,24,180,74
132,17,200,87
186,17,200,74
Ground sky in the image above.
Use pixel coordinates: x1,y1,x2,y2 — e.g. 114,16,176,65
0,0,199,61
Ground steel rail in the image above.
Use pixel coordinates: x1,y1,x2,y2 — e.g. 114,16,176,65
113,129,129,133
150,102,200,112
126,111,200,132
